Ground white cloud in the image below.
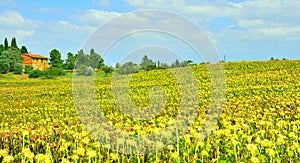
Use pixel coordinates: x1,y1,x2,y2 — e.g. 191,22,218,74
0,10,41,28
0,10,41,41
126,0,176,8
0,9,94,56
47,20,96,41
237,19,289,29
39,7,63,14
228,0,287,9
126,0,300,41
227,0,300,21
56,20,96,34
0,10,24,26
72,9,121,26
257,26,300,39
210,24,300,42
126,0,300,22
0,0,298,60
16,30,35,37
93,0,111,6
234,19,300,40
238,19,266,28
0,0,15,6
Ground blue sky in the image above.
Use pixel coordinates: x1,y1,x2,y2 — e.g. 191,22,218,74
0,0,299,65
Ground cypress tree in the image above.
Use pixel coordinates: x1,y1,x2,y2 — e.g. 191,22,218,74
4,38,8,50
11,37,18,49
90,48,95,55
0,44,4,54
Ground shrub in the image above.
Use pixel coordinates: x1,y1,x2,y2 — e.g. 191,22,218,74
145,65,156,71
84,67,94,76
43,72,55,79
43,68,57,79
24,65,34,74
28,67,66,79
156,66,166,70
58,68,66,76
13,63,23,75
43,67,66,79
76,65,94,76
0,59,10,74
76,65,88,76
29,70,43,78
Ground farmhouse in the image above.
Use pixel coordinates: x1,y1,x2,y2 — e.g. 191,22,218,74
21,53,50,70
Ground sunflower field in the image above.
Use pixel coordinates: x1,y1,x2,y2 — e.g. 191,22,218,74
0,60,299,162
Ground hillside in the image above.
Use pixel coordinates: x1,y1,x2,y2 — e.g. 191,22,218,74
0,60,299,162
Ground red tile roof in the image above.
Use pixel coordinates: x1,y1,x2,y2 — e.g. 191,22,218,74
21,53,48,59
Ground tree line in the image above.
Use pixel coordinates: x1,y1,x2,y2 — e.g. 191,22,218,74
0,37,199,78
0,37,112,78
30,48,111,78
115,55,196,74
57,48,113,76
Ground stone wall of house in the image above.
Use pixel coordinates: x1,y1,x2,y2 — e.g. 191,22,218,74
32,58,50,70
21,54,50,70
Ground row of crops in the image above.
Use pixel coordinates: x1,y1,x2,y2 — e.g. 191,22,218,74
0,60,299,162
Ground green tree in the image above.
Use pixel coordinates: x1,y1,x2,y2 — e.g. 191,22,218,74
0,44,23,74
97,57,105,70
145,64,156,71
21,46,28,54
64,52,76,70
11,37,18,49
180,61,188,67
186,60,193,66
4,38,8,50
90,48,95,55
89,49,102,69
0,44,4,54
160,63,170,69
115,63,120,69
103,65,114,76
179,60,194,67
175,59,180,67
117,62,139,74
171,59,180,68
0,44,5,55
0,47,23,72
140,55,156,71
0,58,10,74
75,49,89,68
49,49,63,68
13,63,23,75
